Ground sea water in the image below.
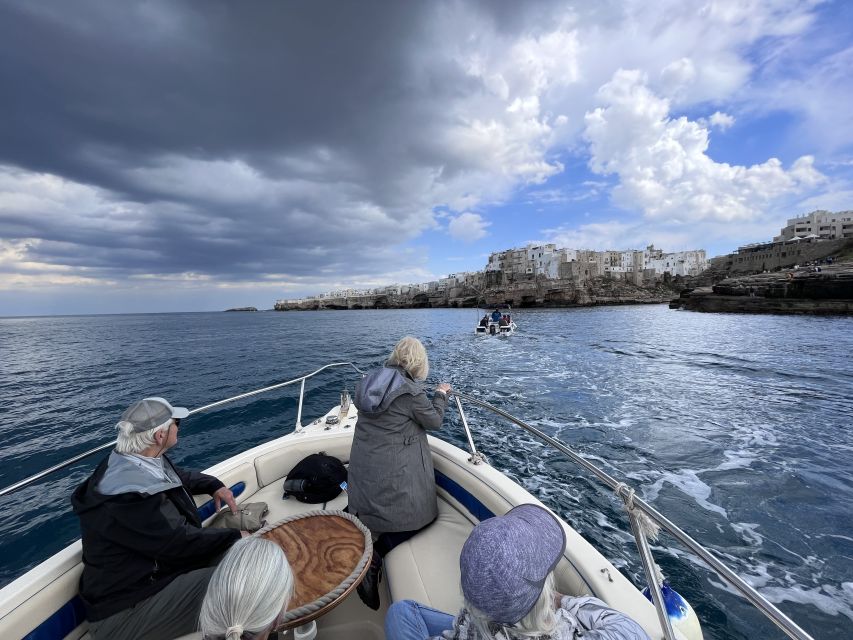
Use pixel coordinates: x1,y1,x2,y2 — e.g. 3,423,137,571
1,307,851,639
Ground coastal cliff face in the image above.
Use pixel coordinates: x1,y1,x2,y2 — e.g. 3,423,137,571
670,262,853,315
275,276,684,311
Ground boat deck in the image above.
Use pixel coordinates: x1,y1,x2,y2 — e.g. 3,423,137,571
1,406,666,640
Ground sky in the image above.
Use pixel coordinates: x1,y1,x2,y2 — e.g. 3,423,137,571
0,0,851,315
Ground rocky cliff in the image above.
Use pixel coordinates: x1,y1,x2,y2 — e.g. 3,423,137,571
670,262,853,315
275,277,684,311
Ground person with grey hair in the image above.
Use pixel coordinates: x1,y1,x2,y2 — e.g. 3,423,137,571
200,537,294,640
385,504,650,640
71,397,248,640
348,336,452,610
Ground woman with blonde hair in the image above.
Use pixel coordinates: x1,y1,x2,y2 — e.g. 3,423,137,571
199,537,294,640
348,336,452,610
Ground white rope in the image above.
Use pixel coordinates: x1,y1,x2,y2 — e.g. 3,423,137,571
253,509,373,624
614,483,662,548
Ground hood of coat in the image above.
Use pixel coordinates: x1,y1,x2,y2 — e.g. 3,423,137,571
355,365,421,416
71,452,183,515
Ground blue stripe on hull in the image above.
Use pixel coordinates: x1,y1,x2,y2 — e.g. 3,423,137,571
434,469,495,521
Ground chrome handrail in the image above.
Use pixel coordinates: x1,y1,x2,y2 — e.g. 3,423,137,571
450,391,815,640
0,362,365,498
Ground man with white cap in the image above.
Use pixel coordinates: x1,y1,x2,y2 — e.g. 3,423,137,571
71,397,246,640
385,503,650,639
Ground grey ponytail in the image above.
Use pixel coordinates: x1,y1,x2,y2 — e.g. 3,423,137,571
199,537,294,639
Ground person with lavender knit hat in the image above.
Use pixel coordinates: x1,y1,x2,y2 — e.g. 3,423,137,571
385,503,650,640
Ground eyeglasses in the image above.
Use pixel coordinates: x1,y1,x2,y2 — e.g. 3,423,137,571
173,418,181,427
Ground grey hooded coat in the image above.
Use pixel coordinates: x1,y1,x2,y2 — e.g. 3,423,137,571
348,365,448,533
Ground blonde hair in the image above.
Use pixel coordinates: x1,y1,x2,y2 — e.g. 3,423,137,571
387,336,429,381
115,420,171,454
466,573,558,639
199,537,294,640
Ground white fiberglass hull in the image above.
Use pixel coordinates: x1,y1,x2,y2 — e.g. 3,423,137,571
0,403,686,640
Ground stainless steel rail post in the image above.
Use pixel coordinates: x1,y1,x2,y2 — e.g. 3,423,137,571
450,391,815,640
295,378,306,431
452,394,486,464
627,510,677,640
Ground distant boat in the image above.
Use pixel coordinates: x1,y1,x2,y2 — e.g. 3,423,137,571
475,305,517,335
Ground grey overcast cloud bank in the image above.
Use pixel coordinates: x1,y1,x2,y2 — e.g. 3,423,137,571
1,2,442,281
0,0,849,315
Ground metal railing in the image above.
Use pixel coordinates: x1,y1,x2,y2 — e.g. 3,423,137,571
450,390,815,640
0,362,364,499
0,363,817,640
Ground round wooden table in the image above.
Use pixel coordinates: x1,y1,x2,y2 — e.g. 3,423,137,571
259,510,372,631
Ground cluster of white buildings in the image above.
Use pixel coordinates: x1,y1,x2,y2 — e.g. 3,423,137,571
278,242,708,304
486,243,708,282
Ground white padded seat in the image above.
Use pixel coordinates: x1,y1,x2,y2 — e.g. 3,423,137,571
384,498,475,615
383,495,594,618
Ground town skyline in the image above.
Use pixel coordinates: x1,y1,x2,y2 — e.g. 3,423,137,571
1,2,852,316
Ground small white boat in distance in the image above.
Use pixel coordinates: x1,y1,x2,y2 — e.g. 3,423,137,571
475,307,517,335
0,363,815,640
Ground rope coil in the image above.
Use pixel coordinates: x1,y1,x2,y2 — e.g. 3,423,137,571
253,509,373,624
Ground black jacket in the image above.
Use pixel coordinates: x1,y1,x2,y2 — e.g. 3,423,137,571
71,452,240,621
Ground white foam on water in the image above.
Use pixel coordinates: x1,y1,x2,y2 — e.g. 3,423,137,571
731,522,764,547
712,449,757,472
642,469,728,518
758,583,853,620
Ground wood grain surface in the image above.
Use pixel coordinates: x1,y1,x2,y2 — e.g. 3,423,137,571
262,514,368,626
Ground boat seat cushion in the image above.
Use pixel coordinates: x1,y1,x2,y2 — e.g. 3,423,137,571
384,497,594,616
384,498,473,614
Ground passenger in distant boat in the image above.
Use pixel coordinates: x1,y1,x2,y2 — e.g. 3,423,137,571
348,336,452,610
499,315,508,327
385,504,651,640
491,309,503,322
199,537,294,640
71,397,248,640
479,314,489,328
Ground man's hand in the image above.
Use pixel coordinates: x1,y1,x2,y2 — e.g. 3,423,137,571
213,486,238,515
240,531,251,538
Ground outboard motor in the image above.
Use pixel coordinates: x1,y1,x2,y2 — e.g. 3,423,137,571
489,324,497,335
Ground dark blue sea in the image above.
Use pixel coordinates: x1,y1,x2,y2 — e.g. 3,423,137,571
1,307,851,639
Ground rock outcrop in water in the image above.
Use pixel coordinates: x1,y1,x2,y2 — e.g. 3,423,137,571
670,262,853,315
274,277,683,310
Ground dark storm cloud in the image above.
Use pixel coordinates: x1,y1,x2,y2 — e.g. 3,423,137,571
0,0,560,283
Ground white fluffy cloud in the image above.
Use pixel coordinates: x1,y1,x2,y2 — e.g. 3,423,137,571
583,69,824,223
1,0,849,312
708,111,736,130
448,212,490,242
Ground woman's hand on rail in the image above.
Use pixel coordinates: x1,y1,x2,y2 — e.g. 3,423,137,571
436,383,452,395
